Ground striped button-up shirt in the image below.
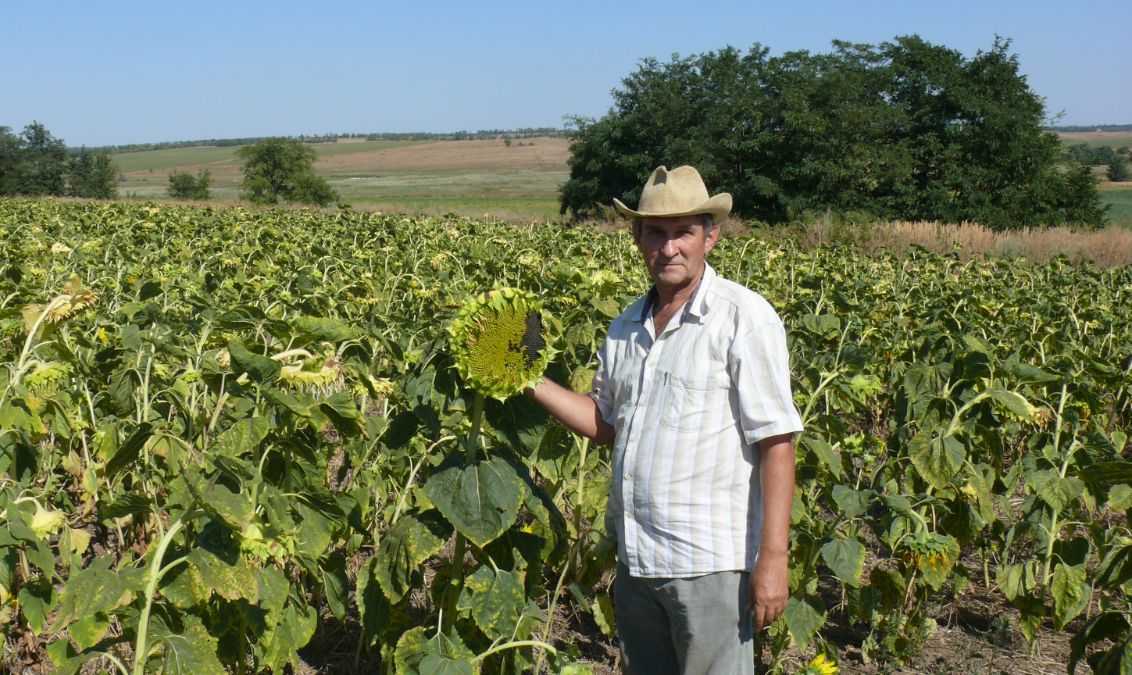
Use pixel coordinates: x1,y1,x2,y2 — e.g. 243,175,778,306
591,263,803,578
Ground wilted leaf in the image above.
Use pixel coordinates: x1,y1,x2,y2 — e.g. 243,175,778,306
464,566,525,639
374,514,445,602
186,548,259,603
156,614,227,675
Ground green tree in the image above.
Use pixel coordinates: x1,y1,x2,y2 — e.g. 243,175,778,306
168,169,211,199
560,37,1104,229
1108,156,1129,182
0,126,23,195
236,138,337,206
18,121,67,196
66,148,118,199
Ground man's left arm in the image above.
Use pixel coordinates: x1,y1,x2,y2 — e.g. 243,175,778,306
748,432,795,630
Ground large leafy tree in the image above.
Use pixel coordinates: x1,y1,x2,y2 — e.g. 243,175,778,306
561,37,1104,229
66,148,118,199
17,121,67,196
0,126,23,196
236,138,338,206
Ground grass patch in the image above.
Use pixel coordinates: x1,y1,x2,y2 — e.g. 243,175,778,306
1101,184,1132,227
1057,131,1132,149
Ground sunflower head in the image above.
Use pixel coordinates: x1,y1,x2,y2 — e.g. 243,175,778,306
800,653,839,675
449,288,553,400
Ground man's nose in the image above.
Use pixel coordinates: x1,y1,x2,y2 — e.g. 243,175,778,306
661,237,679,256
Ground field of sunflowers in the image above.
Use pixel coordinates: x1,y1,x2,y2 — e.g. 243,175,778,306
1,198,1130,673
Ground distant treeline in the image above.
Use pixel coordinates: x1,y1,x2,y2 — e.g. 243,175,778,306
91,128,569,154
1050,124,1132,132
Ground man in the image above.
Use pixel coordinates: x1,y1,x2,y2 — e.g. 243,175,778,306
528,166,802,673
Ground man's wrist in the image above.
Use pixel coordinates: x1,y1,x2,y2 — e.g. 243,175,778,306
757,546,789,561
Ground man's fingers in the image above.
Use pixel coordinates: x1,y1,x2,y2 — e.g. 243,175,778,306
752,599,785,630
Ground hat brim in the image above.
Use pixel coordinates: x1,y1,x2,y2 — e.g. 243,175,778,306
613,193,732,222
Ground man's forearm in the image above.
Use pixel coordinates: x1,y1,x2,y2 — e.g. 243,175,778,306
758,433,796,555
748,433,796,626
526,377,615,445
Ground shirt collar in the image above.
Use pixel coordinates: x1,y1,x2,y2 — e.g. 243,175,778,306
635,262,716,325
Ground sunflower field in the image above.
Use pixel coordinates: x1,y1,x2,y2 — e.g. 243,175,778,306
1,199,1130,673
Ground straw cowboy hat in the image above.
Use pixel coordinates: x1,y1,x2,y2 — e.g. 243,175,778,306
613,165,732,221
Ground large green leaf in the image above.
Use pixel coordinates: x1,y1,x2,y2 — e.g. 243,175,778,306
356,556,392,643
198,480,254,530
426,457,523,548
104,421,153,478
67,613,110,651
293,315,359,342
17,577,54,635
259,598,318,673
1029,469,1084,512
985,386,1038,421
394,626,476,675
1082,460,1132,485
321,551,349,622
783,596,826,647
1069,611,1131,675
996,561,1037,602
908,433,964,491
374,514,445,602
51,556,138,629
820,537,865,588
831,485,870,519
801,435,842,476
211,416,271,459
227,340,280,384
1050,563,1088,630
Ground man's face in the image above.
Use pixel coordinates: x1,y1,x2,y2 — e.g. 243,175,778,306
633,215,720,293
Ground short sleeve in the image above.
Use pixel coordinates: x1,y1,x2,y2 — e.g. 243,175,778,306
729,321,804,446
588,337,615,426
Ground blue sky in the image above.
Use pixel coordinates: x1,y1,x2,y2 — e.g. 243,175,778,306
2,0,1129,147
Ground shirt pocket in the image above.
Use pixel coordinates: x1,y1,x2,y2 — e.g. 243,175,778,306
658,370,731,432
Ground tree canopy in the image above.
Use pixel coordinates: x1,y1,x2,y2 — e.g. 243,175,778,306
0,122,117,199
236,138,338,206
560,36,1105,229
167,169,212,200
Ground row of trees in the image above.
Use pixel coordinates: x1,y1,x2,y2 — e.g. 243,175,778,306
1064,143,1131,182
0,123,336,206
560,36,1107,229
0,123,117,199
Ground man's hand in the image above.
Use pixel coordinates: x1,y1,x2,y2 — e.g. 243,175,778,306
748,549,789,630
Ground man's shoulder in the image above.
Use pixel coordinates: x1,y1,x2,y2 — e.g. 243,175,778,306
705,272,782,326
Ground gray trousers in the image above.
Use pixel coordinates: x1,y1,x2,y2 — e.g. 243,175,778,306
614,563,754,674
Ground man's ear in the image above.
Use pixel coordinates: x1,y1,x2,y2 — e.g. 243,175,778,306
704,224,721,253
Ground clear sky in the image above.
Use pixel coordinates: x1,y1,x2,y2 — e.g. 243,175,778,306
2,0,1129,147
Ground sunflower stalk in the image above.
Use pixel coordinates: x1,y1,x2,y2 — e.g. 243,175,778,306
443,391,486,634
